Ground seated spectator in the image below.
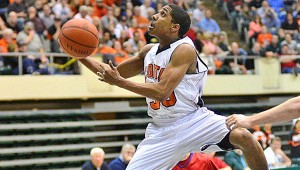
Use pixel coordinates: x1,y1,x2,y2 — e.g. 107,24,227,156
199,45,216,74
279,43,298,73
218,32,230,52
248,15,263,42
128,31,144,53
201,32,223,55
140,0,154,19
74,5,92,22
248,0,263,12
0,28,17,53
246,42,262,71
220,42,247,74
27,6,47,36
39,4,55,29
264,137,291,169
281,12,299,35
47,16,62,53
82,147,109,170
112,40,129,65
252,124,268,149
204,152,232,170
224,149,250,170
262,35,280,58
114,16,129,39
101,30,114,47
132,6,149,33
289,120,300,159
7,0,27,25
109,143,136,170
193,1,206,25
172,152,218,170
5,11,23,34
262,124,275,148
193,31,204,53
128,18,146,43
280,33,298,54
52,0,72,22
100,7,118,31
261,7,281,34
227,0,244,30
93,0,108,18
257,26,273,47
198,9,221,34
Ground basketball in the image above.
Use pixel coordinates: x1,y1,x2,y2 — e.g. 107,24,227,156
58,18,99,59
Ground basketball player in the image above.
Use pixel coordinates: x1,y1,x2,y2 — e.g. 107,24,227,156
77,4,268,169
226,96,300,130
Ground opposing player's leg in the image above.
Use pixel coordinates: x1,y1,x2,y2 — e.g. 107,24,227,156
229,128,268,170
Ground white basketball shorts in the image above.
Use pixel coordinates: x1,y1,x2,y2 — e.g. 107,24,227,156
126,107,231,170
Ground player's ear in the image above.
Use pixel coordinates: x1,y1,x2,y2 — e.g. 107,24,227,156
171,24,180,33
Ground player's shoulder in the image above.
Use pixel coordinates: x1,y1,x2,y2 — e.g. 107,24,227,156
138,43,156,58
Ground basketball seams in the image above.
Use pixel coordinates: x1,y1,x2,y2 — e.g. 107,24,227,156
61,30,98,48
62,26,99,39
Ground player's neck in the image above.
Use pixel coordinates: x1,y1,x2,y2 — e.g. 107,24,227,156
158,36,181,49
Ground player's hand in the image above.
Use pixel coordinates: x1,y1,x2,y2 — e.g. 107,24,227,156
226,114,252,130
97,60,123,85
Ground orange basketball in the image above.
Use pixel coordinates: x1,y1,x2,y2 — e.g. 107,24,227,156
58,18,99,59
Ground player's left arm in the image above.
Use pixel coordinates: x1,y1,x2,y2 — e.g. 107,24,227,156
99,44,197,102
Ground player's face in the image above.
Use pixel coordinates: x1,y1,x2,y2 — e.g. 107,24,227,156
148,5,173,37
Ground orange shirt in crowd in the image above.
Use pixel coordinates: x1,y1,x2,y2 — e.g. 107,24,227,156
99,46,129,65
0,38,16,53
257,33,272,46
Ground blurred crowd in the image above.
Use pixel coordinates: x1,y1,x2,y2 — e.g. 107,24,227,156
0,0,299,75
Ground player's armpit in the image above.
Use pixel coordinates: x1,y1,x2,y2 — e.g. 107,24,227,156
117,44,155,78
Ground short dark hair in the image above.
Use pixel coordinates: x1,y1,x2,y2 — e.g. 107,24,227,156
168,4,191,38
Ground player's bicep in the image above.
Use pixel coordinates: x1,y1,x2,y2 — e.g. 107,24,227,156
158,44,196,96
117,44,155,78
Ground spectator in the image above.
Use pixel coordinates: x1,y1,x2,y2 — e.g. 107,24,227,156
16,21,49,74
262,123,275,148
227,0,244,30
218,32,230,52
128,18,146,42
262,34,281,58
289,119,300,159
132,6,149,33
261,7,281,34
279,43,298,73
246,42,262,71
27,6,47,36
222,42,247,74
114,16,129,39
192,1,206,24
248,0,263,12
257,26,273,47
112,40,129,65
198,9,221,34
109,143,136,170
140,0,154,19
5,11,23,34
82,147,109,170
193,31,204,53
204,152,232,170
257,1,273,19
74,5,92,22
281,12,299,35
248,15,263,41
224,149,250,170
52,0,72,22
101,30,113,47
252,124,268,149
100,7,118,31
172,152,218,170
280,33,298,54
47,16,62,53
128,30,144,53
264,137,291,169
0,28,17,53
7,0,27,24
39,4,55,29
199,45,216,74
201,32,223,55
93,0,108,18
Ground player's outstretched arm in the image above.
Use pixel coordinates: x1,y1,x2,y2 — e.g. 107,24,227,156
226,96,300,129
79,44,154,78
97,44,196,102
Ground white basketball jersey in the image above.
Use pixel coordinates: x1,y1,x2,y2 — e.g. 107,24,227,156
144,36,208,121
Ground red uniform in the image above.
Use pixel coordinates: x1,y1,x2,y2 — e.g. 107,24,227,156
172,153,218,170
